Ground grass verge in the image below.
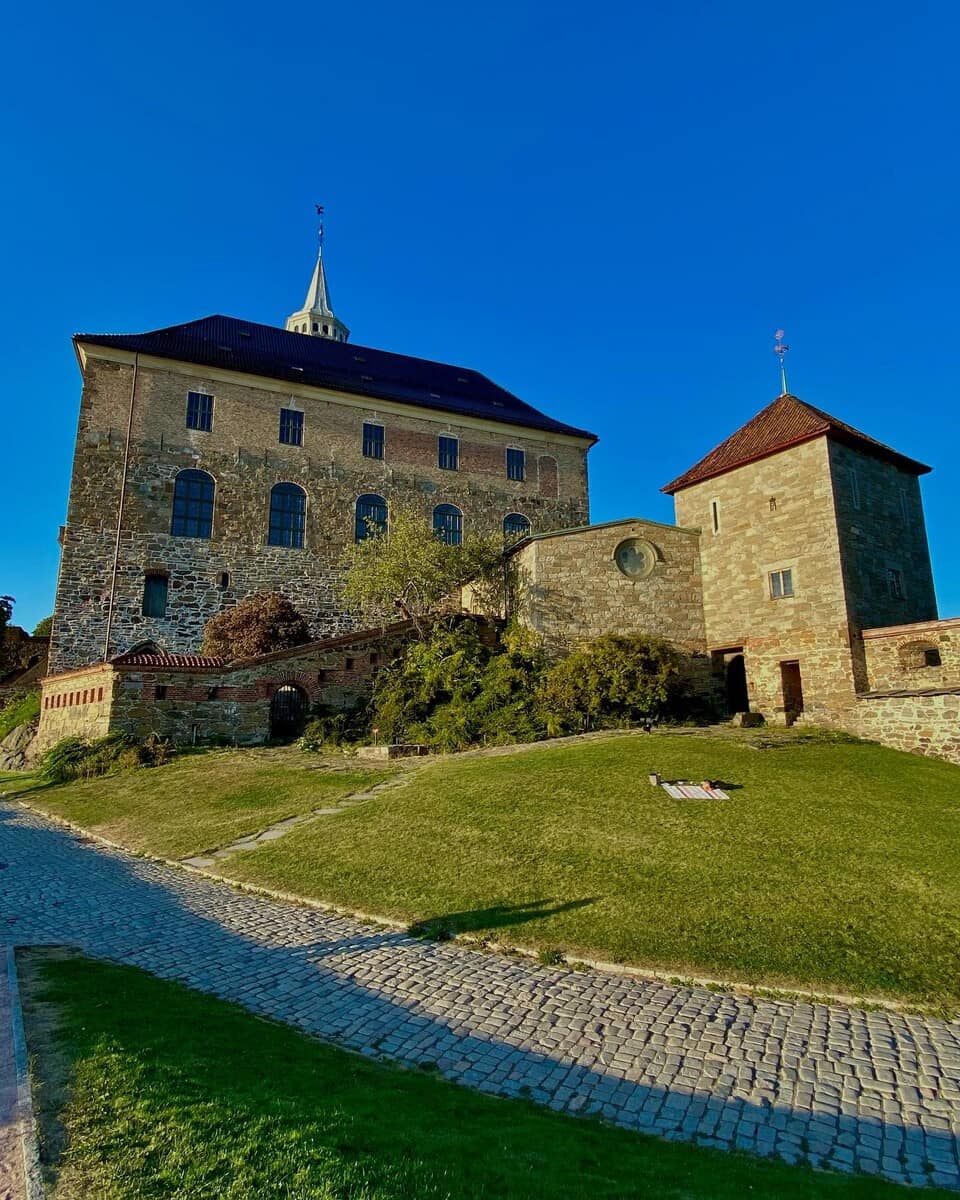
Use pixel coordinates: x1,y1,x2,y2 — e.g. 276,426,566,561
20,949,932,1199
216,732,960,1009
3,747,392,859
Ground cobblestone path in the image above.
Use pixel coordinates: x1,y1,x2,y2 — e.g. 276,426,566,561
2,802,959,1190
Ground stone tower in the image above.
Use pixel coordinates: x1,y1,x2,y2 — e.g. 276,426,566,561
284,220,350,343
663,392,936,723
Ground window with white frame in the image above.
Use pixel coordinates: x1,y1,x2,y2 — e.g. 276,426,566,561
769,568,794,599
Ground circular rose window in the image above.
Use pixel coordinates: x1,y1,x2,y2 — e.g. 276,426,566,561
613,538,658,579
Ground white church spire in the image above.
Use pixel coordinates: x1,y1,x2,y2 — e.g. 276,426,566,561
285,206,350,342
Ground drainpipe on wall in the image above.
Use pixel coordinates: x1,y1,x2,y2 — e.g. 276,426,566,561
103,353,140,662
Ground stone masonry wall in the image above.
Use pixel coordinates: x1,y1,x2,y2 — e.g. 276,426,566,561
50,354,591,672
508,519,706,655
108,628,417,745
826,690,960,765
861,617,960,693
828,442,937,633
673,437,860,722
36,666,115,751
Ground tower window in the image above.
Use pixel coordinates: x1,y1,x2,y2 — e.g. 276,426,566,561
355,493,388,542
887,568,905,600
171,470,215,538
769,497,777,512
710,500,720,535
363,422,385,459
279,408,304,446
769,569,794,599
433,503,462,546
503,512,531,540
186,391,214,432
506,448,525,481
142,573,169,618
268,483,307,548
312,322,319,333
438,436,459,471
218,571,230,590
849,468,861,510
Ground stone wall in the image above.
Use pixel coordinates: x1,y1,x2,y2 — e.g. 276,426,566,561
673,437,861,721
827,689,960,765
37,665,115,750
38,624,419,750
50,352,592,672
861,617,960,693
506,518,706,655
828,442,937,633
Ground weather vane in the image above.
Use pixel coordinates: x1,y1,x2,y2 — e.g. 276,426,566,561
774,329,789,395
315,203,325,247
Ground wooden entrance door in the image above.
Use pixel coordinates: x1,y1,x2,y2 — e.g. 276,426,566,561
780,661,804,724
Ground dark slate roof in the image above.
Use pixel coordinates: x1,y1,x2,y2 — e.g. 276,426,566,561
661,393,930,494
76,315,597,442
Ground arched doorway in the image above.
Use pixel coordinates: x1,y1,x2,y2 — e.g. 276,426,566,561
726,655,749,714
270,684,307,740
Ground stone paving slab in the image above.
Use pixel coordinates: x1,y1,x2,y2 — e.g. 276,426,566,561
2,801,959,1190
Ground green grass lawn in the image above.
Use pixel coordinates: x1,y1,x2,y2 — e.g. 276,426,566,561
1,748,392,859
21,950,933,1200
215,731,960,1008
11,730,960,1007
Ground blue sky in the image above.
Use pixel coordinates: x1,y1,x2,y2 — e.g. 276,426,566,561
2,0,958,631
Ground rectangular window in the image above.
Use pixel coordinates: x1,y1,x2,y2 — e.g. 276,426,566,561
186,391,213,432
899,488,909,523
155,685,168,700
438,435,459,471
769,568,794,599
710,499,720,534
142,573,169,617
849,468,860,510
887,568,905,600
279,408,304,446
506,447,525,481
363,422,385,459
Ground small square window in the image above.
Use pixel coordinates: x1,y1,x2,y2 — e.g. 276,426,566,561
155,685,168,700
506,447,525,482
344,657,355,671
186,391,213,432
279,408,304,446
924,647,942,667
769,569,794,599
438,436,459,471
887,568,905,600
363,422,385,459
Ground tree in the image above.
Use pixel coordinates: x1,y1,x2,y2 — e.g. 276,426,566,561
339,504,509,631
32,615,53,637
0,596,14,672
201,592,312,660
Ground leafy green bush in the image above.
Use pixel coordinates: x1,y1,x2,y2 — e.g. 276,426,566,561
0,690,40,741
40,732,171,783
538,633,683,737
299,700,370,751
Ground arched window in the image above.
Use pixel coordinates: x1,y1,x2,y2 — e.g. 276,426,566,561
503,512,531,540
355,493,387,542
268,483,307,548
433,503,462,546
171,469,215,538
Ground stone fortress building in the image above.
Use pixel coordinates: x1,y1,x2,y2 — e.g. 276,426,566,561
38,228,960,762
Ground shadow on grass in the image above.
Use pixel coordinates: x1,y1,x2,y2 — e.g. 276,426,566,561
408,896,599,940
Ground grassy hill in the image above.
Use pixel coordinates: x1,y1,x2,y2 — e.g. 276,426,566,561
8,728,960,1008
